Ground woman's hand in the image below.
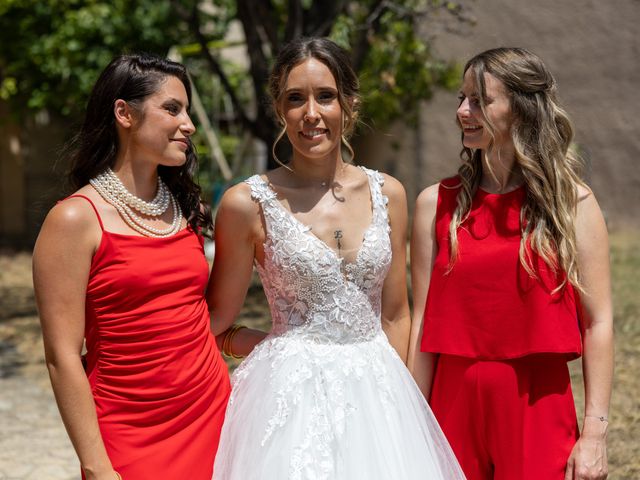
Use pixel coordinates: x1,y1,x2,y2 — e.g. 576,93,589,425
564,418,608,480
83,469,121,480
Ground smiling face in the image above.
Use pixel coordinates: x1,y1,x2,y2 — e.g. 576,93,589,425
457,69,513,153
128,75,195,168
280,58,343,163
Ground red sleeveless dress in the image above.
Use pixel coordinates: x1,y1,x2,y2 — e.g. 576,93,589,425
72,195,230,479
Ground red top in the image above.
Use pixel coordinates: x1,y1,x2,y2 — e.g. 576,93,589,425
421,178,582,360
69,195,230,479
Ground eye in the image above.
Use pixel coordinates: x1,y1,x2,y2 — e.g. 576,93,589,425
286,93,303,103
317,90,336,103
164,103,180,115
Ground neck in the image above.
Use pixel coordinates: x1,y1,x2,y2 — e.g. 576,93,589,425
112,156,159,201
288,149,346,187
480,146,523,193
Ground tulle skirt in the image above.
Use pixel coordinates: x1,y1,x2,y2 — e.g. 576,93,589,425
213,331,465,480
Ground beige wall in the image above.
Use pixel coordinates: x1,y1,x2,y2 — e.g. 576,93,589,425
364,0,640,228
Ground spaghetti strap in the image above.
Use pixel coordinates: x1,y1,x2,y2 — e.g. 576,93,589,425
64,194,105,231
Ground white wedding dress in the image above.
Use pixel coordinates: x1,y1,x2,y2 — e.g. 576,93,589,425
213,168,465,480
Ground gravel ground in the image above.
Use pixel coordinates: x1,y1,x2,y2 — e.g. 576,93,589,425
1,234,638,478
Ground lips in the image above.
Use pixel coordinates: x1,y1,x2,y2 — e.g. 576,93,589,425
171,138,190,149
461,124,482,133
300,128,328,140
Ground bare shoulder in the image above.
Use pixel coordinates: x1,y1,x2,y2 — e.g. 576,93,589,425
575,183,603,217
415,183,440,214
42,188,101,236
573,183,608,248
379,172,407,204
416,183,439,204
218,182,258,214
576,182,593,199
215,181,262,237
34,187,102,262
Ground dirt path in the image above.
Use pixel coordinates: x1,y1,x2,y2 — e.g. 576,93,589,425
0,253,77,479
0,252,267,479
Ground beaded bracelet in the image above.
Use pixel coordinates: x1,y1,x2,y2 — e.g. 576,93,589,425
222,324,247,359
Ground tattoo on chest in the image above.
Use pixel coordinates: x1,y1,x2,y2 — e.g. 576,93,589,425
334,229,343,253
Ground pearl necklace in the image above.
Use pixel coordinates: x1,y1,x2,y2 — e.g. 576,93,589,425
90,169,183,238
101,168,170,215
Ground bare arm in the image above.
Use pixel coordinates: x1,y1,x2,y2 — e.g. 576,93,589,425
565,188,614,480
32,199,119,480
380,175,411,363
207,184,267,356
407,184,439,400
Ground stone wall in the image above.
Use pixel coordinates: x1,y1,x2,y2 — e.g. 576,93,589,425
363,0,640,228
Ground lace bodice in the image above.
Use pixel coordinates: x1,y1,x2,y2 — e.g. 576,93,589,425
246,167,391,344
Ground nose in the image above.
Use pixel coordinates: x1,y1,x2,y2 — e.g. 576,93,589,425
303,99,320,123
457,97,470,120
181,112,196,136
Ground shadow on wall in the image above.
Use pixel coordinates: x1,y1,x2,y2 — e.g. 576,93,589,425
1,102,71,249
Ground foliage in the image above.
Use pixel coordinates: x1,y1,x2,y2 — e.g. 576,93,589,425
171,0,467,167
0,0,468,174
0,0,187,117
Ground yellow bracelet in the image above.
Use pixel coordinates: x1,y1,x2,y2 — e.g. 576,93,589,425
222,324,247,359
115,472,122,480
221,326,235,356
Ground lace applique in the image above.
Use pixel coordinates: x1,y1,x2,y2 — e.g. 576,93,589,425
245,168,391,344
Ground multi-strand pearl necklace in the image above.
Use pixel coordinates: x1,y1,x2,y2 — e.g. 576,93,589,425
90,168,183,238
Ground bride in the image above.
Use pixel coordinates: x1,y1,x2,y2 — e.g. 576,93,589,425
208,37,465,480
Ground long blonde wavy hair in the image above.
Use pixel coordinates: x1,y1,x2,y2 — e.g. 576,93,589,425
450,47,586,292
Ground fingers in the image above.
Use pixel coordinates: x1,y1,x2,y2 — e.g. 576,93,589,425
564,458,575,480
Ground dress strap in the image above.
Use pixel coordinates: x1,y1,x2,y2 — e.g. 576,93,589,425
245,175,278,204
63,195,105,231
361,167,389,228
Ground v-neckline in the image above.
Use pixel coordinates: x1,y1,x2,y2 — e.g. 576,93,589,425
258,168,376,268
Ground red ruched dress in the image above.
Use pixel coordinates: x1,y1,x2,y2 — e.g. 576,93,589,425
421,178,582,480
72,195,230,479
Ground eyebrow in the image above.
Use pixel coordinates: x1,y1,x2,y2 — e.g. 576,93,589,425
162,97,189,108
162,97,189,107
284,86,338,93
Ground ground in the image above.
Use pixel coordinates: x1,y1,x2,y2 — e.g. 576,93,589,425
0,231,638,479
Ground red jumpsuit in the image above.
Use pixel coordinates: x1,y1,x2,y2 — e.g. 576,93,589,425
421,178,581,480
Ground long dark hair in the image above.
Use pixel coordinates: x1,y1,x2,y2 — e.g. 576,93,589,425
268,37,360,164
66,53,212,234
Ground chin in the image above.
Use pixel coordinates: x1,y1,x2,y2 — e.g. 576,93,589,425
160,157,188,168
462,140,488,151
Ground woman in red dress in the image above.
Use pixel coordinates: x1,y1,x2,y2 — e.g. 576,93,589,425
409,48,613,480
33,54,230,480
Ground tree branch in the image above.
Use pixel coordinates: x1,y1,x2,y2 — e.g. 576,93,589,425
307,0,346,37
171,1,260,139
236,0,274,142
351,0,386,72
284,0,304,42
254,1,280,52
